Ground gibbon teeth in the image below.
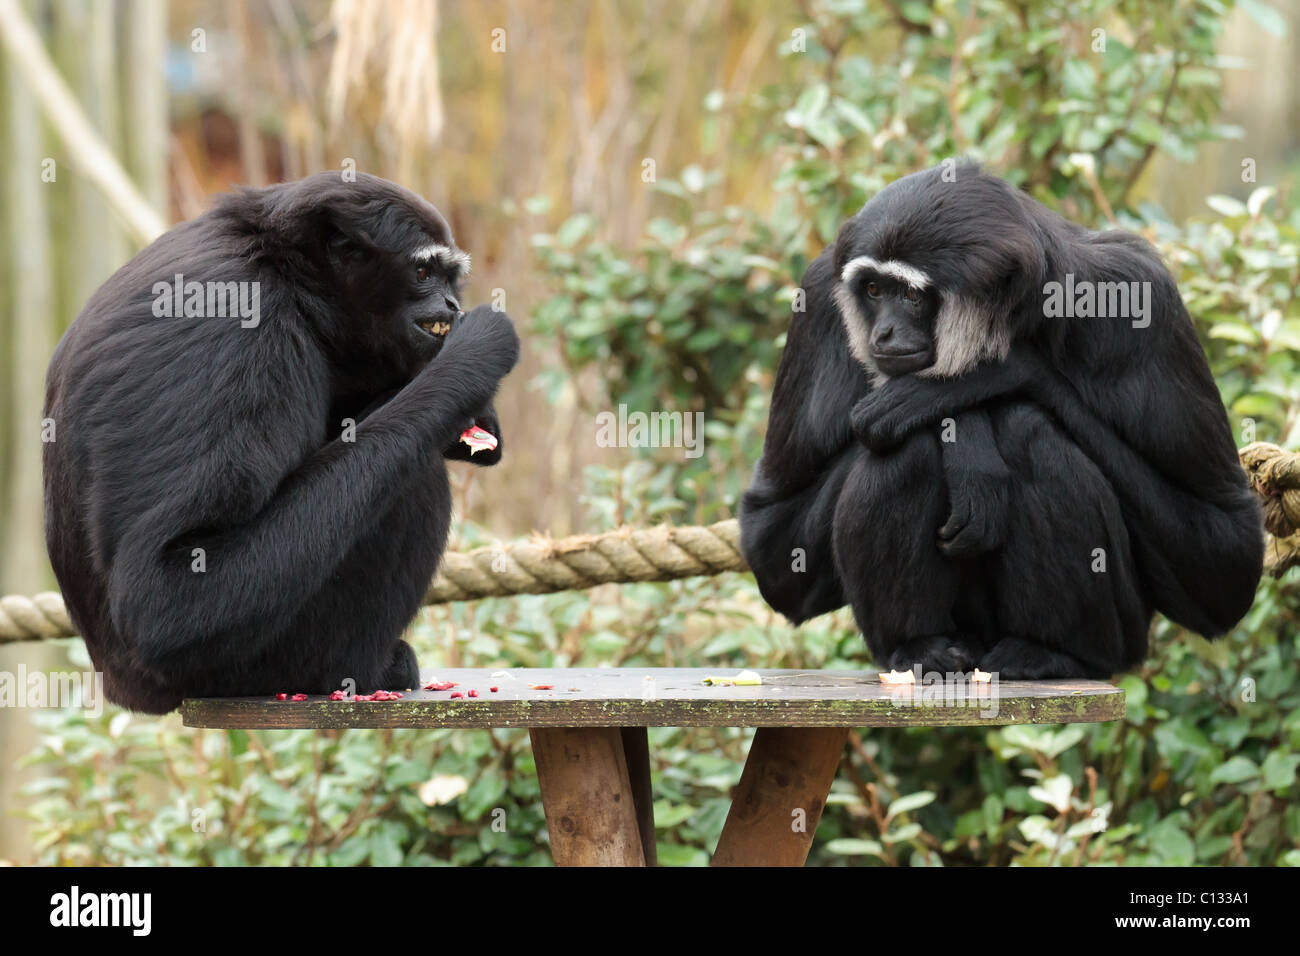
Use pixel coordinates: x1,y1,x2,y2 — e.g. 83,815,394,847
420,321,452,336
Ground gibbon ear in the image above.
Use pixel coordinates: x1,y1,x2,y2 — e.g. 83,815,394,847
325,227,379,275
1000,231,1050,311
316,206,381,269
831,216,863,277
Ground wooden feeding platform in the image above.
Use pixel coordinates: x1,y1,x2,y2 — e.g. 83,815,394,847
182,667,1124,866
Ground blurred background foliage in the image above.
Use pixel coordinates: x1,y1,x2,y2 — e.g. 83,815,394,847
2,0,1299,865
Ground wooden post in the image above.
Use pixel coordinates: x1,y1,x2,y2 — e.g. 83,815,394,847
620,726,657,866
530,727,646,866
712,726,848,867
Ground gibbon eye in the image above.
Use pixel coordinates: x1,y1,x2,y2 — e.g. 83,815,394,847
866,282,880,297
903,286,921,302
416,265,431,282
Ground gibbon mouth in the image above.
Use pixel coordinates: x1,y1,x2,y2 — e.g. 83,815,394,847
872,348,929,360
417,319,454,339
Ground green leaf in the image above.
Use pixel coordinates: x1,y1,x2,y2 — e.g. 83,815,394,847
982,794,1004,836
1206,194,1247,218
657,843,708,867
1260,752,1300,791
805,116,844,150
1209,756,1259,785
888,791,936,816
792,83,830,123
1146,821,1195,865
832,99,875,136
1028,774,1074,813
1120,675,1148,722
1208,323,1260,345
226,729,249,757
884,822,922,843
368,827,405,867
824,838,884,856
1154,721,1213,757
1247,186,1277,217
556,215,594,246
651,801,697,828
461,772,508,821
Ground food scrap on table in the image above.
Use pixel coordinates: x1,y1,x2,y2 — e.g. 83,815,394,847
702,670,762,687
878,669,916,686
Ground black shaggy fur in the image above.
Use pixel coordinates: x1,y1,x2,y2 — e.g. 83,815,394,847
741,162,1263,679
44,172,519,713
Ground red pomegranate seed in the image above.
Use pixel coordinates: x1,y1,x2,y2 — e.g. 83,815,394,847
468,689,479,698
275,693,288,701
449,692,464,699
423,681,457,691
291,693,308,701
528,683,554,690
489,686,499,693
328,690,346,701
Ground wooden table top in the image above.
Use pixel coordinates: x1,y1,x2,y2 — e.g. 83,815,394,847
181,667,1125,729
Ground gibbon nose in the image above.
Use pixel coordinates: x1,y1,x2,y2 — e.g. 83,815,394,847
871,320,898,349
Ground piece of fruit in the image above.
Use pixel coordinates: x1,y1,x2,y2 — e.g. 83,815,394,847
459,426,498,455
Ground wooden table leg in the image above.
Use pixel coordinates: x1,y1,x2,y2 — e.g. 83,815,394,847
712,726,849,867
530,727,647,866
620,727,657,866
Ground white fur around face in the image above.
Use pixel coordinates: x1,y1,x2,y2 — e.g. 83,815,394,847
834,254,1010,380
916,294,1011,379
833,285,1010,381
833,284,881,378
840,255,931,290
411,242,472,279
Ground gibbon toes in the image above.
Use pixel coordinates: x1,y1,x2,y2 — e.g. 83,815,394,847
978,637,1109,680
380,641,422,691
884,634,978,676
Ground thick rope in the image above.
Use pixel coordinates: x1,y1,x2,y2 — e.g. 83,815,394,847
0,592,75,644
7,446,1297,646
0,520,748,643
1239,442,1300,575
425,519,746,602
